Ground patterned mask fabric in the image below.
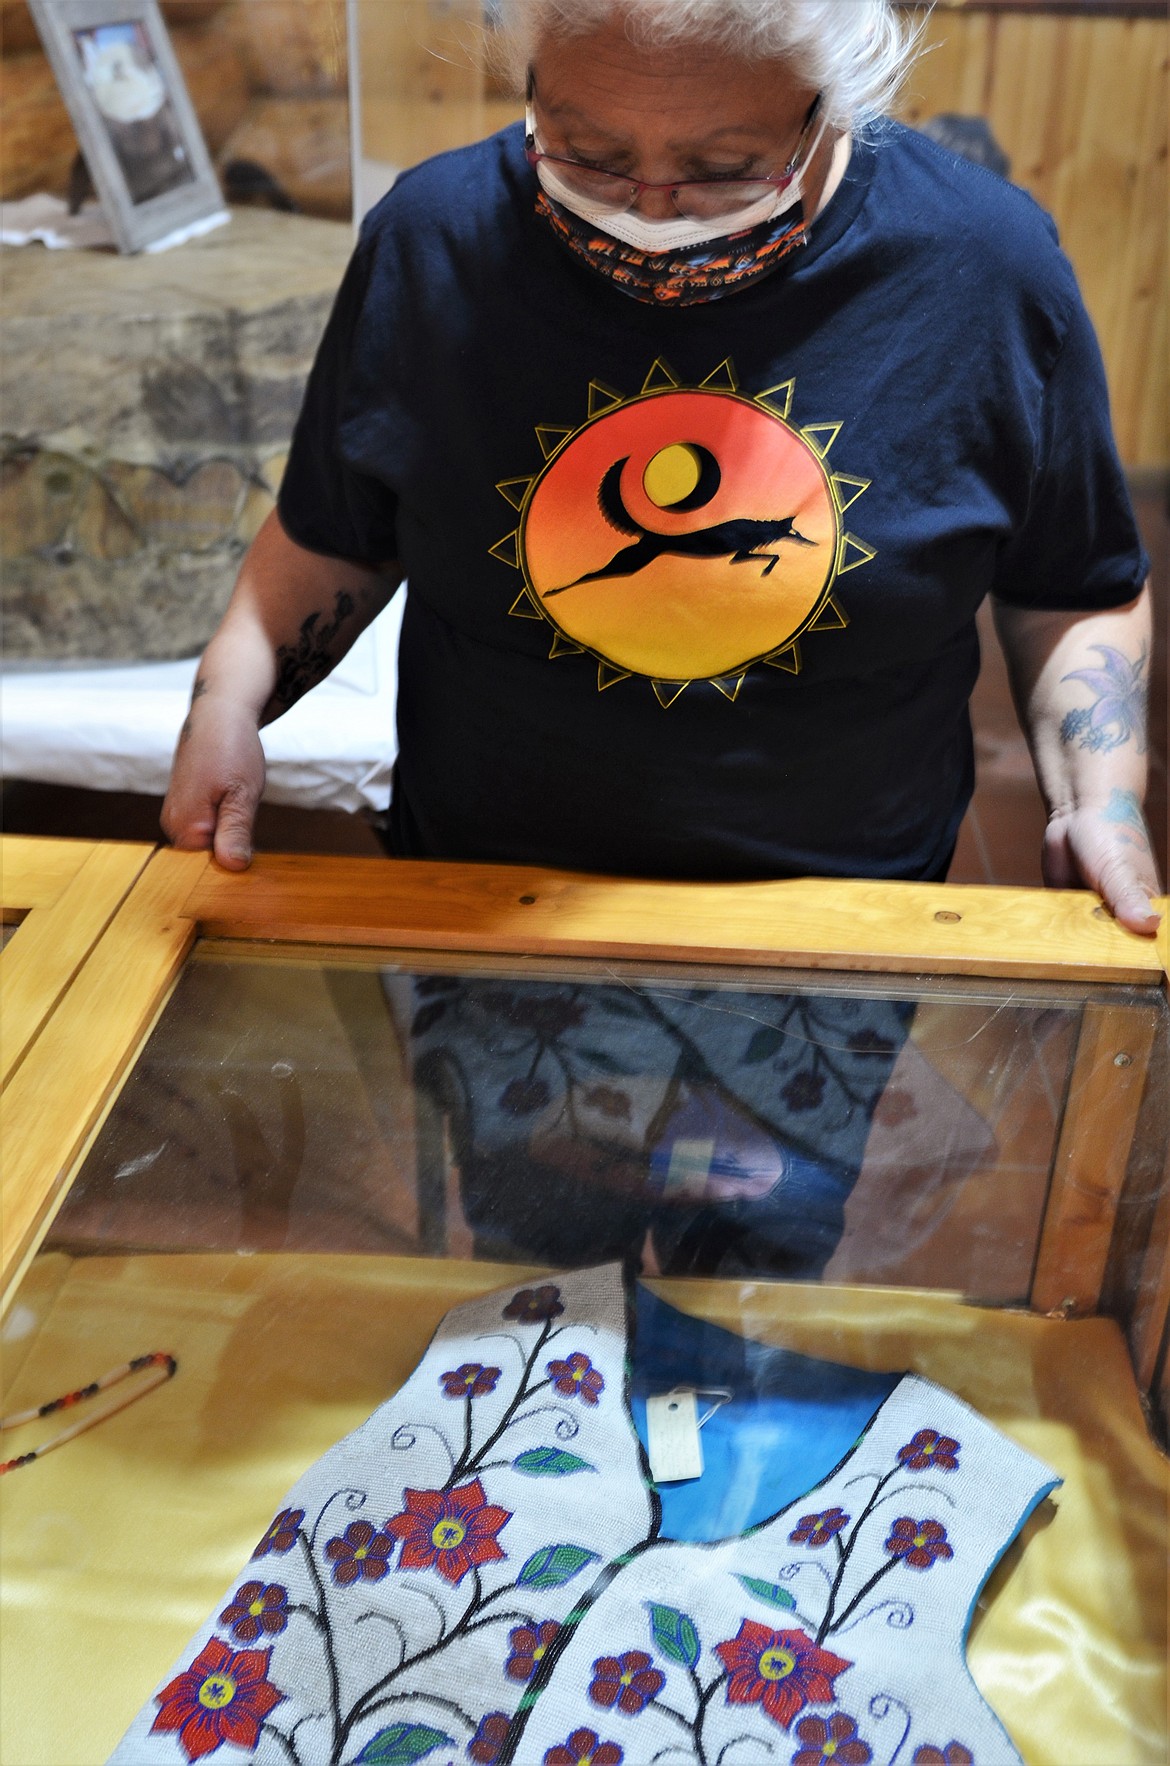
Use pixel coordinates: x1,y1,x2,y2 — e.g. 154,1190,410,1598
534,189,810,305
110,1265,1059,1766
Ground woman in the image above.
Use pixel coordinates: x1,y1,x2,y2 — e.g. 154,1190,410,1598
163,0,1157,935
161,0,1157,1276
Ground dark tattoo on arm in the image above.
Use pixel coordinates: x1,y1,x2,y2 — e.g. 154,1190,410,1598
178,675,210,745
267,590,356,716
1059,643,1148,754
1100,786,1152,854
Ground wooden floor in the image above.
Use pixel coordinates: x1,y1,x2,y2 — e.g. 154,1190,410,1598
3,480,1166,889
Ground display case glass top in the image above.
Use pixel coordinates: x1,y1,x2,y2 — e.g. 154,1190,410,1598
47,941,1168,1319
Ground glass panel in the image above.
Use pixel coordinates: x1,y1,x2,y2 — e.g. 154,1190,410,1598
353,0,522,214
49,943,1169,1308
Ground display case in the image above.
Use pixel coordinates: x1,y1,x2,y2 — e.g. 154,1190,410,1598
1,840,1166,1765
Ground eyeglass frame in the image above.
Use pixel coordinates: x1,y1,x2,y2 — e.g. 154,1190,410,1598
524,73,825,216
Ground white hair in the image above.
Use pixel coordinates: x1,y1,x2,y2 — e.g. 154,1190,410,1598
490,0,923,132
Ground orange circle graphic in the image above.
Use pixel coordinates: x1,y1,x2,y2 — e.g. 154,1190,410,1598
522,390,838,680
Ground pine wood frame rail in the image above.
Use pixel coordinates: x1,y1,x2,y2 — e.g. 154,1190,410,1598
2,845,1167,1360
0,835,154,1090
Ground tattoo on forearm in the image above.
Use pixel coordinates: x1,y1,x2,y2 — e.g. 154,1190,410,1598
178,676,209,745
1059,644,1148,754
1101,787,1151,853
270,590,356,713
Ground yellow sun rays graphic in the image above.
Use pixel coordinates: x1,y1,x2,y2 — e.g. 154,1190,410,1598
490,358,874,705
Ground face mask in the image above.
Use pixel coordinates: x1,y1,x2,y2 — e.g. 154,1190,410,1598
530,113,828,306
535,185,811,307
533,109,828,254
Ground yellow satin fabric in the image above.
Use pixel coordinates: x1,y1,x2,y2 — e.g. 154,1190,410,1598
0,1253,1165,1765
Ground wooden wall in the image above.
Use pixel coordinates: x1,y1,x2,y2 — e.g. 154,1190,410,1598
355,0,487,172
356,2,1166,467
2,1,1164,464
895,5,1168,468
0,0,351,219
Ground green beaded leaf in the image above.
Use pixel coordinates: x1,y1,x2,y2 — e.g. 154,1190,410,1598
356,1723,453,1764
736,1575,797,1610
744,1025,785,1063
517,1543,601,1589
513,1447,597,1476
647,1602,700,1668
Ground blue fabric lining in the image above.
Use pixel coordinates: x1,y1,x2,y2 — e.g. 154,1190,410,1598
630,1286,899,1541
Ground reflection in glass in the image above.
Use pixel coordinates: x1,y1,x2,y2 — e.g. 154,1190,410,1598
353,0,520,214
47,947,1165,1311
406,975,914,1279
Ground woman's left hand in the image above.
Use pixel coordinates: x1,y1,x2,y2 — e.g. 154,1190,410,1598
1042,790,1162,935
993,590,1162,939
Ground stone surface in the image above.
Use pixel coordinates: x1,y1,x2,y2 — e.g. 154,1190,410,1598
1,208,351,658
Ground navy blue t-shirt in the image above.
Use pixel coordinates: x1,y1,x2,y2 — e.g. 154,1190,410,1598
278,122,1147,881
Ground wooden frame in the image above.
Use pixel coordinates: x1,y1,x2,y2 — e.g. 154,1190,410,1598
0,835,152,1088
2,845,1167,1354
27,0,225,254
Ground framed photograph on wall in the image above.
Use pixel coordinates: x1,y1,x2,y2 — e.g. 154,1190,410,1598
28,0,226,253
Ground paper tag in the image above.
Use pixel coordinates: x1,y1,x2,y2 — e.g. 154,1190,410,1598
646,1389,704,1483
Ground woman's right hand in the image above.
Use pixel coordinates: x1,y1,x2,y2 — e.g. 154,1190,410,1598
160,689,266,870
159,512,400,868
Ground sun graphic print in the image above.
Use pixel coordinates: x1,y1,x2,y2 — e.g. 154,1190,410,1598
490,357,874,706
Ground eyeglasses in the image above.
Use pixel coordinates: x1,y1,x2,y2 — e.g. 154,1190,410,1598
525,84,823,222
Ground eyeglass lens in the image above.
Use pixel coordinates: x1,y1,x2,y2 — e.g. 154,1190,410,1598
545,159,781,219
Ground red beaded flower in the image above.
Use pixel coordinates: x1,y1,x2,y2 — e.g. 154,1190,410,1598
150,1639,284,1761
219,1581,289,1643
386,1477,511,1585
543,1727,623,1765
546,1352,604,1405
324,1520,394,1586
511,996,587,1037
848,1030,896,1056
251,1507,303,1559
896,1429,960,1472
788,1507,850,1547
793,1712,873,1766
912,1745,973,1766
503,1285,565,1323
588,1650,665,1715
714,1621,852,1731
500,1078,552,1116
781,1071,826,1112
873,1087,917,1128
583,1084,631,1120
506,1619,560,1682
468,1712,511,1763
440,1363,502,1399
884,1518,954,1569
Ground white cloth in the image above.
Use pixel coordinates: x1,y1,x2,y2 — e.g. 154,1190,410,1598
0,193,230,254
0,597,402,814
